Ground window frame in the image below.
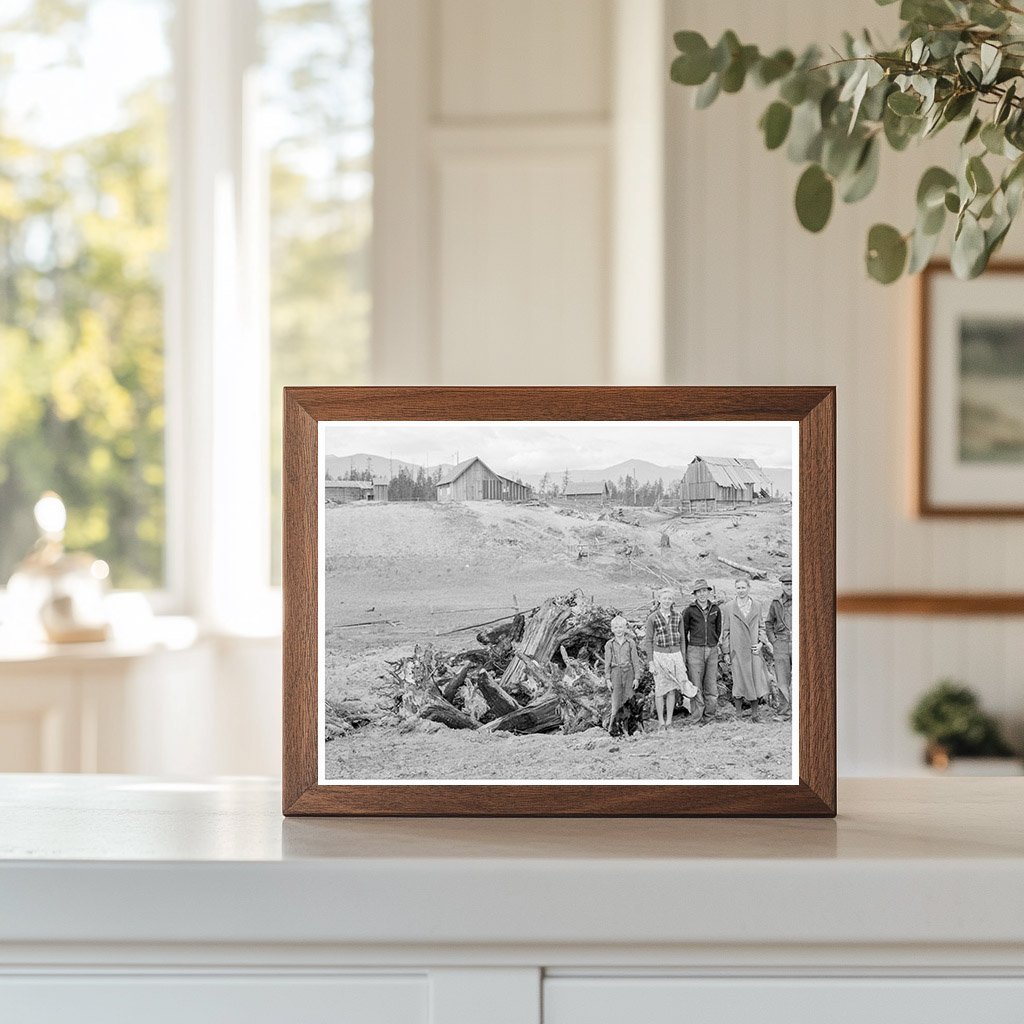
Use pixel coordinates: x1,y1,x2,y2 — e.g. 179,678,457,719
165,0,279,633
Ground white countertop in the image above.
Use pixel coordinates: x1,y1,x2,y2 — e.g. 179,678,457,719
1,776,1022,952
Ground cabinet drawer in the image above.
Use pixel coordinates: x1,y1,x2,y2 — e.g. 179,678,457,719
544,977,1024,1024
0,974,427,1024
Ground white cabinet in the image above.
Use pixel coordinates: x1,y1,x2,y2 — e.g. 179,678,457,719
1,778,1022,1024
545,977,1024,1024
0,975,428,1024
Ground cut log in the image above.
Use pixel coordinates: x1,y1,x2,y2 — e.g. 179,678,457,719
475,669,521,718
441,662,473,704
419,697,480,730
482,692,561,734
717,555,767,580
477,613,525,646
514,650,558,689
499,598,571,696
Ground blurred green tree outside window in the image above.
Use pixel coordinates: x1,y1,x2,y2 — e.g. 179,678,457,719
0,0,372,594
262,0,372,583
0,0,172,589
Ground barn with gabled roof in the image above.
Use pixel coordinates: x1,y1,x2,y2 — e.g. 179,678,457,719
436,456,532,502
563,479,609,503
681,456,774,511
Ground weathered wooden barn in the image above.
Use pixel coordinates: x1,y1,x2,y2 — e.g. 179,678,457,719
681,456,774,512
563,480,609,504
436,457,532,502
325,479,388,503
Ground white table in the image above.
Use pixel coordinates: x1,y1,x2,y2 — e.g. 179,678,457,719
1,776,1022,1023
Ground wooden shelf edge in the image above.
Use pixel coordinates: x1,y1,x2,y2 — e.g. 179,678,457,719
838,592,1024,616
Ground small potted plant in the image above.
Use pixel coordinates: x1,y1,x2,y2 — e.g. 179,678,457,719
910,680,1020,773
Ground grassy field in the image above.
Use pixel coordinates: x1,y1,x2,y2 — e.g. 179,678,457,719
323,498,794,782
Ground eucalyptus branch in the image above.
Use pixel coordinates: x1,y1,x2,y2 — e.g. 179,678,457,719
670,0,1024,283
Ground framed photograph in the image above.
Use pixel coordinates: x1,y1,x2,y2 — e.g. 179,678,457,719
283,387,835,816
917,261,1024,517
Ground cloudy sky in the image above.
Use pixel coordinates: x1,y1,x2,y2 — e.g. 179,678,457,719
323,421,795,474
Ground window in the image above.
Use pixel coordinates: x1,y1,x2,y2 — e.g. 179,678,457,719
0,0,373,618
0,0,173,589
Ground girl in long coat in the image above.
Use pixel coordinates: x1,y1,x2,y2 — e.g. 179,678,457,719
721,578,772,722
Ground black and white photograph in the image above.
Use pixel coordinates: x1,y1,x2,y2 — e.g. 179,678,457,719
318,420,798,784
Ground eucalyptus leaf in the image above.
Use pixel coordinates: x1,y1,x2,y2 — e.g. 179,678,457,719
970,2,1009,30
822,129,864,178
787,101,823,162
980,42,1002,86
967,154,995,195
921,199,946,235
962,115,983,145
795,164,834,232
908,221,943,273
754,49,795,87
888,90,921,115
995,83,1017,125
694,73,721,109
866,223,908,283
842,137,880,203
884,106,921,150
917,166,957,210
861,79,892,122
710,31,740,73
779,73,807,106
951,212,986,278
760,101,793,150
942,92,974,122
1003,158,1024,214
721,44,759,92
981,122,1005,155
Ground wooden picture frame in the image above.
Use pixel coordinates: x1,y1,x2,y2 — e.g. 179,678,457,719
916,260,1024,517
283,387,836,817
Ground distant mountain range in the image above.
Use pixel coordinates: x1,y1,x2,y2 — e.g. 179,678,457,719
325,452,454,481
326,451,793,497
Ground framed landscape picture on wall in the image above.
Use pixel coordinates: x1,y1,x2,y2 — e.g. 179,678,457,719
282,387,836,817
918,262,1024,517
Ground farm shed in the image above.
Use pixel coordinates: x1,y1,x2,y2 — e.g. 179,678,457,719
325,479,389,503
436,457,532,502
681,456,774,511
325,479,373,503
563,480,609,503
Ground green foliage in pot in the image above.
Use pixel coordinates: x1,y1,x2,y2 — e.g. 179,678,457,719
670,0,1024,283
909,679,1015,756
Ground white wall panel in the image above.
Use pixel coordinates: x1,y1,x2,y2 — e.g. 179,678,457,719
375,0,623,385
437,151,608,384
438,0,610,120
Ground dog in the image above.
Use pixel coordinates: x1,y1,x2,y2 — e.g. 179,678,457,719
608,693,646,737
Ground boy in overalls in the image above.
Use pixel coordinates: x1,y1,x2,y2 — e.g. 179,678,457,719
604,614,641,736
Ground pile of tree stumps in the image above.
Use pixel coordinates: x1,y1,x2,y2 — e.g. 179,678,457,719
383,595,651,735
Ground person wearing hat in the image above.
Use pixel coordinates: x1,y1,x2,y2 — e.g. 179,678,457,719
682,579,723,725
765,573,794,718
